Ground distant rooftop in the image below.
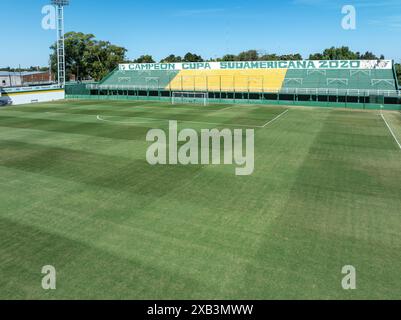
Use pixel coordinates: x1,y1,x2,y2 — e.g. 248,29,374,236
0,71,49,76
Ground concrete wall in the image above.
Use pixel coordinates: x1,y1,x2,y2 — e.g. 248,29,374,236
0,86,65,105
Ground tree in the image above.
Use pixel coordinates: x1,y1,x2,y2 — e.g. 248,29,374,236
309,46,384,60
50,32,94,81
85,41,127,81
308,53,324,60
160,54,182,63
237,50,259,61
358,51,385,60
50,31,127,81
278,54,303,61
220,54,238,61
183,52,203,62
309,46,357,60
133,55,155,63
258,54,278,61
358,51,377,60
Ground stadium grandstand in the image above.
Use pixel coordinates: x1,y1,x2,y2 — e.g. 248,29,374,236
66,59,401,110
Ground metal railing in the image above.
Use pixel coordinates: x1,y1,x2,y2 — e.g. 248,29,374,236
86,83,401,97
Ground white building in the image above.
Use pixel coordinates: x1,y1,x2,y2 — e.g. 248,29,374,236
0,71,23,87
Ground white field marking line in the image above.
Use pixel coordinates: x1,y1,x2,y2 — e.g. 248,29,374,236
140,103,234,112
97,115,260,128
262,109,289,128
96,115,163,125
215,106,234,112
148,106,211,112
380,111,401,150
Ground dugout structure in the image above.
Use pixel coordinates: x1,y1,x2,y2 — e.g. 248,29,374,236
66,60,401,110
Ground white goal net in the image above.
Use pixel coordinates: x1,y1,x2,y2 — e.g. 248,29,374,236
172,92,208,106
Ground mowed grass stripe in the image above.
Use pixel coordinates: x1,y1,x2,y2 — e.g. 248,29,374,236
1,102,288,132
6,100,286,122
0,126,149,161
6,100,232,114
0,115,153,141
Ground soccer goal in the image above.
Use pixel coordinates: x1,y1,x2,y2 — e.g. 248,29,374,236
172,92,208,106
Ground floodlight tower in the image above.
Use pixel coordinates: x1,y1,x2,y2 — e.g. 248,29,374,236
51,0,69,87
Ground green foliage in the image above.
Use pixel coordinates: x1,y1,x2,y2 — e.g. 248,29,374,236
237,50,259,61
183,52,203,62
133,55,155,63
50,32,127,81
309,46,384,60
85,41,127,81
259,53,303,61
160,54,182,63
206,51,303,62
220,54,237,61
142,53,200,63
158,48,386,64
310,46,358,60
159,52,203,63
359,51,385,60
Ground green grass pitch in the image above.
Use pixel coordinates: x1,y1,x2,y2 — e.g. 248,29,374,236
0,99,401,299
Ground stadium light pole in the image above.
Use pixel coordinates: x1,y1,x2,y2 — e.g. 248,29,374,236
51,0,69,88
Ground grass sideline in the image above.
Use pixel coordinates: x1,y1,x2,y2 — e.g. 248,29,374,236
0,99,401,299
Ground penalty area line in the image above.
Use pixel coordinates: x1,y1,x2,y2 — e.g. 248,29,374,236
262,109,289,128
96,115,163,125
216,106,234,112
380,111,401,150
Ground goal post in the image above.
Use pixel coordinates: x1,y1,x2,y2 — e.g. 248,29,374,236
172,92,208,106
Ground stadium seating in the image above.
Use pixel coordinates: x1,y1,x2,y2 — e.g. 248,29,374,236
284,69,396,91
99,69,179,90
94,62,398,95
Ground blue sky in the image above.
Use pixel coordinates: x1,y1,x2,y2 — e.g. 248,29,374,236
1,0,401,67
